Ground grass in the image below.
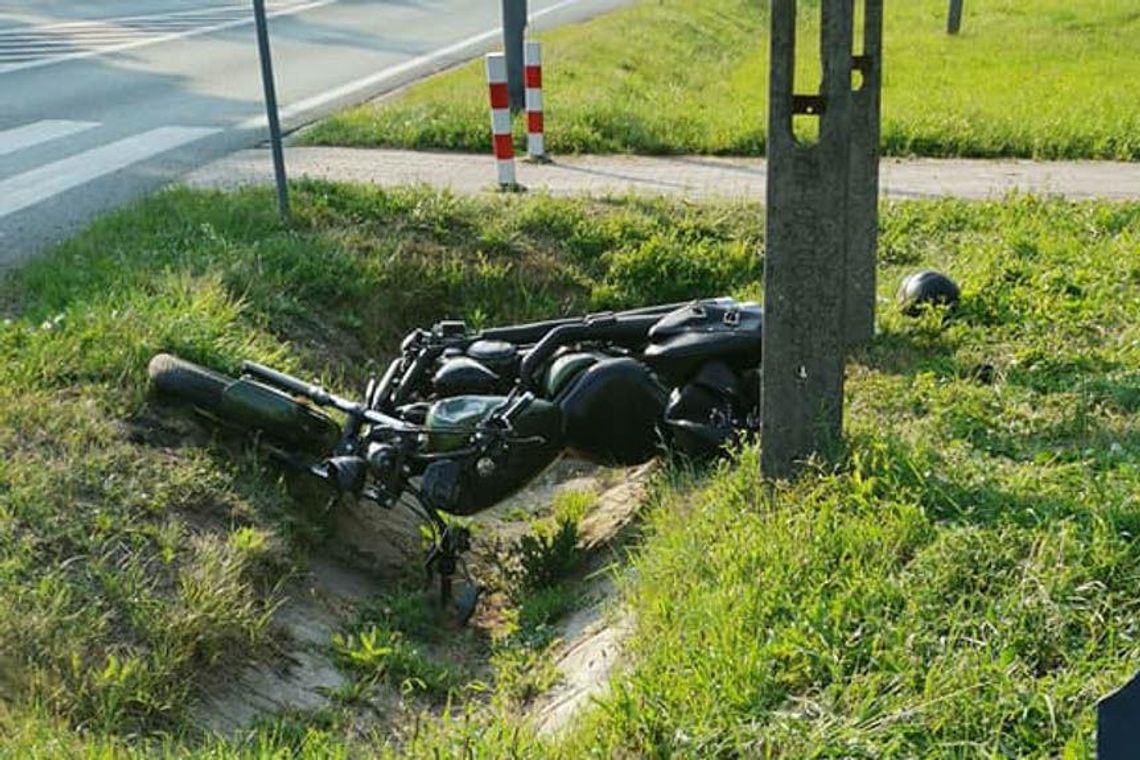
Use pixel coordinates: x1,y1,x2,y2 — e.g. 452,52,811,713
400,197,1140,758
0,182,761,756
333,623,465,698
0,184,1137,756
301,0,1140,161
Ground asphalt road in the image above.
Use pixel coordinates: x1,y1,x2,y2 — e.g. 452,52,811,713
0,0,628,266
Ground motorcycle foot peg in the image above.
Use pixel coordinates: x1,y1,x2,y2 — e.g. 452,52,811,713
453,581,483,625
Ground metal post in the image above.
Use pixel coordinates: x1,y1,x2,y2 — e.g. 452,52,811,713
761,0,856,478
486,53,519,189
947,0,964,34
501,0,528,113
253,0,289,219
845,0,884,348
524,41,547,161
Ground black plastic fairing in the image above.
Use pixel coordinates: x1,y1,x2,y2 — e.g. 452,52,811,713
558,357,668,465
643,299,762,385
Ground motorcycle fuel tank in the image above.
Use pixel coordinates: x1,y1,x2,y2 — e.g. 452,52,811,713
424,395,563,453
423,394,565,514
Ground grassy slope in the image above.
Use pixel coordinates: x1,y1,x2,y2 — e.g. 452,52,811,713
1,188,1138,756
0,183,761,753
301,0,1140,161
399,199,1140,759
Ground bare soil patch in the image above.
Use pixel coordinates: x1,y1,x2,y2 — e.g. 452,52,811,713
194,454,652,736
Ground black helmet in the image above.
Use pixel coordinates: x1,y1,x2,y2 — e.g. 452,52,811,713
897,270,960,316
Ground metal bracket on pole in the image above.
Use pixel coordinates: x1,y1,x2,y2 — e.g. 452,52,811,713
253,0,289,219
761,0,858,479
501,0,528,113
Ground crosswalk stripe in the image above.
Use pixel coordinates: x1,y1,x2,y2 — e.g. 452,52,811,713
0,1,310,34
0,0,336,75
0,126,218,220
0,120,99,157
0,28,151,40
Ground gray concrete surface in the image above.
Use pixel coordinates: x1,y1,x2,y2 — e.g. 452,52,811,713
183,147,1140,201
845,0,884,348
761,0,856,478
0,0,629,265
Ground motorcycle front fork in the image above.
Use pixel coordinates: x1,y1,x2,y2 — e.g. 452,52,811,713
423,522,482,624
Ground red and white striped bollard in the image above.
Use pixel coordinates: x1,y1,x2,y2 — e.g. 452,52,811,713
524,41,547,161
485,52,517,189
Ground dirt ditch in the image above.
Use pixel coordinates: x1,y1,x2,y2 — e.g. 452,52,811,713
193,455,653,738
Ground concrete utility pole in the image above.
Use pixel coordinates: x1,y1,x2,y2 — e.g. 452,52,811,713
846,1,884,347
501,0,528,113
947,0,964,34
761,0,883,479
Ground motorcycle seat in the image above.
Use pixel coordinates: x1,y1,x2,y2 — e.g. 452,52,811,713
642,299,763,384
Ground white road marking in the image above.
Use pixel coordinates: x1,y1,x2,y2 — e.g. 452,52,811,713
237,0,588,131
0,119,99,156
0,0,336,76
0,1,307,34
0,126,218,219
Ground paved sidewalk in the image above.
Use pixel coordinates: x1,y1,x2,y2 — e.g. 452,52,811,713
184,147,1140,201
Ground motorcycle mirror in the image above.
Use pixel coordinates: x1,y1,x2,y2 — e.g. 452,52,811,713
433,320,467,340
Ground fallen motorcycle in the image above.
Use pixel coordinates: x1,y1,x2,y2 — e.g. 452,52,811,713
148,297,762,620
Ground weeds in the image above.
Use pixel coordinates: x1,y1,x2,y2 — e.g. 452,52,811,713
505,518,581,598
331,582,470,702
550,488,595,526
332,625,462,698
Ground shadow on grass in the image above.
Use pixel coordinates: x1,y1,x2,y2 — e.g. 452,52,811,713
857,323,963,378
1004,360,1140,414
847,413,1140,537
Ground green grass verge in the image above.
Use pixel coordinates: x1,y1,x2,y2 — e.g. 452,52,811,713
301,0,1140,161
399,199,1140,758
0,185,1138,756
0,182,760,754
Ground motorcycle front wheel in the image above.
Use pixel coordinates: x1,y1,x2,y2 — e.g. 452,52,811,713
148,352,231,410
147,353,341,454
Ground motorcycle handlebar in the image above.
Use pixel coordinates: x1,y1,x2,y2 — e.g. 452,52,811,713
242,361,332,404
242,360,420,433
